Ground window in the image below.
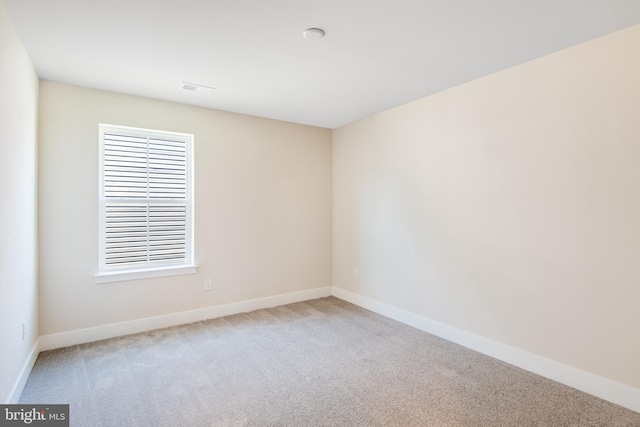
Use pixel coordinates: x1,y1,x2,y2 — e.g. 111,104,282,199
95,124,196,284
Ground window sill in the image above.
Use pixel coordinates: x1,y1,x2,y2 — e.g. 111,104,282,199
95,264,198,284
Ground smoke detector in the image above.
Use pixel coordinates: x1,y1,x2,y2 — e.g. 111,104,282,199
303,28,325,40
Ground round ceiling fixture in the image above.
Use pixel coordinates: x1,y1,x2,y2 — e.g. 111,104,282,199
303,28,325,40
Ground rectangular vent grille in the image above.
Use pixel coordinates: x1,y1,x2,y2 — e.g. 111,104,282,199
180,81,215,94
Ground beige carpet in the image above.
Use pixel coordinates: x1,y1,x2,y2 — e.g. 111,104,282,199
20,297,640,426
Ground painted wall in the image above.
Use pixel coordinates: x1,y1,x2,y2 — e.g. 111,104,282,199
333,24,640,390
0,1,39,403
38,82,332,335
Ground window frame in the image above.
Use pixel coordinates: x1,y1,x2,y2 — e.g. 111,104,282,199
95,124,197,284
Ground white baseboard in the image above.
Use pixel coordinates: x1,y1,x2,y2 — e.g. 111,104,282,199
40,287,332,351
6,338,40,404
331,286,640,414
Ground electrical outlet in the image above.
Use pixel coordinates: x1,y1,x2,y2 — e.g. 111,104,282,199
22,322,26,341
204,279,212,291
353,269,359,280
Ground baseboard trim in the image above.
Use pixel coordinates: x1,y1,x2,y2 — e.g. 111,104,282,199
6,338,40,404
331,286,640,414
40,287,332,351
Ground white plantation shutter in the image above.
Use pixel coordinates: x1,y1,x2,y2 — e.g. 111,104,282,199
98,125,194,277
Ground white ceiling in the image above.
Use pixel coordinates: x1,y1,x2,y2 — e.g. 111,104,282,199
5,0,640,129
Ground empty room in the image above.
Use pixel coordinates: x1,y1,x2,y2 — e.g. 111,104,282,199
2,0,640,425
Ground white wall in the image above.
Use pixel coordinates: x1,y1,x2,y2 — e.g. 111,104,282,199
0,1,39,403
38,82,332,336
333,23,640,390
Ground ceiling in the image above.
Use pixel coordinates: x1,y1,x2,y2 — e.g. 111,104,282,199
4,0,640,129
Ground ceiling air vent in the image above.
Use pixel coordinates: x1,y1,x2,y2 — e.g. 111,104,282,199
180,81,216,94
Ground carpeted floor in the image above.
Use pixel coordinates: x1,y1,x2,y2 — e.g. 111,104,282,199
20,297,640,426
